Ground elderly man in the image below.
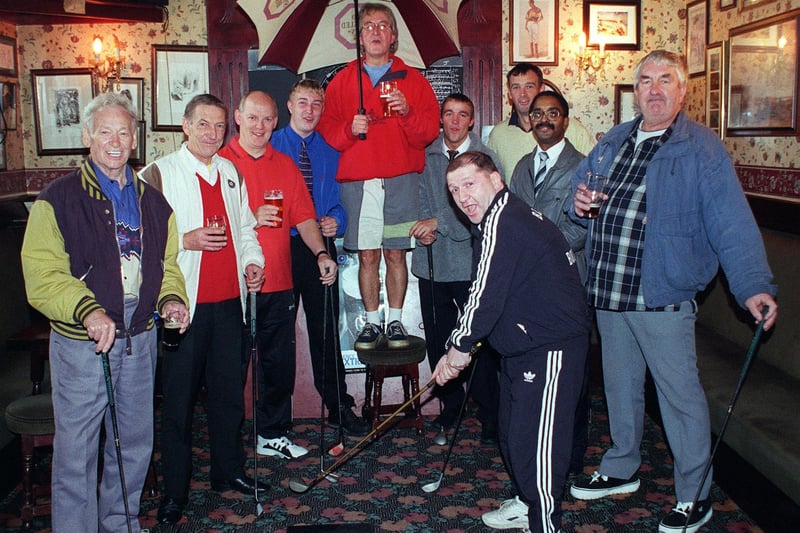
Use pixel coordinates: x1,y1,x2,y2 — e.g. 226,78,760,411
433,152,591,533
140,94,266,525
409,93,502,446
272,80,371,436
21,92,190,532
487,63,595,183
219,90,339,458
568,50,778,533
318,2,439,350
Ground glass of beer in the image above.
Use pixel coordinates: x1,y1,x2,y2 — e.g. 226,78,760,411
206,214,226,233
586,173,608,219
162,315,182,350
264,189,284,228
379,80,398,118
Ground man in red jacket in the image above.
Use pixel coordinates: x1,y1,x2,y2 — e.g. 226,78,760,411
318,2,439,350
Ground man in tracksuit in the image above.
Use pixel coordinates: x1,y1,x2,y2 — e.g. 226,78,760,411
432,151,591,533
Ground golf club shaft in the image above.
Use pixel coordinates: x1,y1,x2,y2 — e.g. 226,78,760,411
100,352,133,533
249,291,262,512
321,278,330,469
299,378,437,491
326,267,346,450
438,346,480,478
684,306,768,531
354,0,366,140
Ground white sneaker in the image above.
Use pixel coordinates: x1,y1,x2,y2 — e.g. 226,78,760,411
257,435,308,459
481,496,529,529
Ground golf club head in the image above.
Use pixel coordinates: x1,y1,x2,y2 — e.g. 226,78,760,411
432,426,447,446
324,473,340,483
288,477,311,493
420,473,443,493
256,501,264,515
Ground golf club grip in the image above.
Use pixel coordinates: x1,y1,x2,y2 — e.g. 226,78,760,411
357,108,366,140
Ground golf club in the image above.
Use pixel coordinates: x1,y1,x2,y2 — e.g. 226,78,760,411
683,305,769,532
353,0,366,140
426,244,447,447
421,343,481,493
288,378,437,494
326,261,347,457
249,291,264,516
320,268,344,468
99,351,133,533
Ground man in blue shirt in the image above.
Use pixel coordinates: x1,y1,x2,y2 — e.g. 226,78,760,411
272,79,370,436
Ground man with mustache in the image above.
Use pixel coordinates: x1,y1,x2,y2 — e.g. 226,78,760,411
569,50,778,533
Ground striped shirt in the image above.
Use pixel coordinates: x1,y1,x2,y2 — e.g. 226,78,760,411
588,122,678,312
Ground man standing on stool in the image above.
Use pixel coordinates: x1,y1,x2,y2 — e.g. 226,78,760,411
568,50,777,533
22,93,190,532
409,93,502,445
433,152,591,533
272,80,371,436
140,94,266,525
318,2,439,350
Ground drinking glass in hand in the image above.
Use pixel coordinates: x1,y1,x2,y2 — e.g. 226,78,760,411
162,315,182,350
379,80,398,118
206,215,226,233
586,173,608,219
264,189,284,228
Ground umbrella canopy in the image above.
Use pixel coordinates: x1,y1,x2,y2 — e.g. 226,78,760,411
238,0,462,74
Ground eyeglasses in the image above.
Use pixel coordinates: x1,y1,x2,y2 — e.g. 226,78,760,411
362,21,391,33
529,109,562,120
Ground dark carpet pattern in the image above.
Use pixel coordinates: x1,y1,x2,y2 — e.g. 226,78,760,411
0,392,762,532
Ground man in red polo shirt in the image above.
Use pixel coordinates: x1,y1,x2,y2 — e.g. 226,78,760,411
219,90,338,460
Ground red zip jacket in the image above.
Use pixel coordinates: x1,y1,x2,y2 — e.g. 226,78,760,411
317,55,440,183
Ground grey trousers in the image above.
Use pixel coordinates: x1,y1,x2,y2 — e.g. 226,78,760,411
596,300,712,502
49,302,156,532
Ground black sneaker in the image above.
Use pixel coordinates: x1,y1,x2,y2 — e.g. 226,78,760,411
658,499,712,533
569,470,640,500
385,320,410,348
329,407,370,436
355,322,383,350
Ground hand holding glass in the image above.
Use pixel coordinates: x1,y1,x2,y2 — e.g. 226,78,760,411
586,173,608,219
162,315,182,350
264,189,284,228
379,80,398,118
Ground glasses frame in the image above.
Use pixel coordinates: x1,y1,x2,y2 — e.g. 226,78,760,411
361,21,391,33
529,108,563,120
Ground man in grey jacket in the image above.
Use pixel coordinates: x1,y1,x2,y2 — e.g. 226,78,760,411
409,93,502,445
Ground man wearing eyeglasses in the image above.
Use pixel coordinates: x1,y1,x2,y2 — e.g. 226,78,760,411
318,3,439,351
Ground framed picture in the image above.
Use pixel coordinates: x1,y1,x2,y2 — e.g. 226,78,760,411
114,77,145,119
686,1,708,76
583,1,640,51
727,11,799,136
152,45,208,131
511,0,559,65
706,43,727,139
1,82,17,130
129,120,146,167
614,84,637,124
32,68,94,156
720,0,737,11
742,0,777,9
0,35,16,76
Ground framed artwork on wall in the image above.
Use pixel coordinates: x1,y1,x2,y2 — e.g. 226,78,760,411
129,120,146,167
511,0,559,65
0,35,17,77
614,84,636,125
1,82,17,130
727,11,799,136
720,0,737,11
152,45,209,131
114,77,145,120
706,43,727,139
31,68,94,156
583,1,640,51
687,0,708,76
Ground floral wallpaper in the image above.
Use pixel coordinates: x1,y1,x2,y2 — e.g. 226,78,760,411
15,0,207,170
501,0,800,175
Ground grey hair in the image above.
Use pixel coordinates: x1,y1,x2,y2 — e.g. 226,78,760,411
83,92,138,132
633,50,688,89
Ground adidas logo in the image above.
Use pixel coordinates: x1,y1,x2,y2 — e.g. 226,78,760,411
523,371,536,383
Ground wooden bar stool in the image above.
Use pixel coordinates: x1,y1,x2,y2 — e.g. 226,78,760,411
356,335,427,436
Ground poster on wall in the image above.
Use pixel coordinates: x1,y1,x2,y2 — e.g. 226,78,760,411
511,0,559,65
31,68,93,156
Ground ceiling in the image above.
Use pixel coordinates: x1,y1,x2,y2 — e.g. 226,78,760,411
0,0,167,25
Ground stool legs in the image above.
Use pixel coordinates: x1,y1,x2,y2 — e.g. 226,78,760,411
363,363,424,436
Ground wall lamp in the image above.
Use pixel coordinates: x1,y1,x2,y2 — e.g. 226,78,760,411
91,36,124,93
576,32,607,82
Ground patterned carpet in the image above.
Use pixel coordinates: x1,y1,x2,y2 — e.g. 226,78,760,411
0,392,762,532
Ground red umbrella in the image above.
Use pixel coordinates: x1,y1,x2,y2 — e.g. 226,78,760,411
237,0,462,74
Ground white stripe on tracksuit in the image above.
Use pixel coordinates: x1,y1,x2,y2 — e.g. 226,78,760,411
535,349,563,533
